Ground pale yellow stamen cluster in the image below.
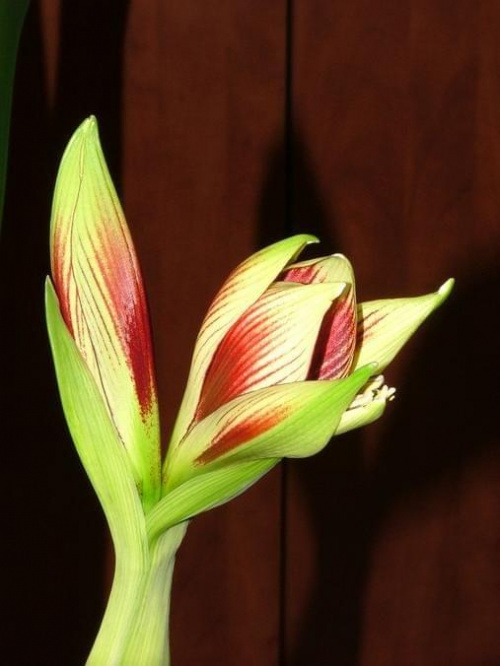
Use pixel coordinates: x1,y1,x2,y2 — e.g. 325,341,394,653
348,375,396,410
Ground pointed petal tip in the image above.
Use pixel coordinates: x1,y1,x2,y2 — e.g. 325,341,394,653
44,276,59,307
304,234,319,245
289,233,319,254
78,115,99,137
59,116,101,173
438,277,455,300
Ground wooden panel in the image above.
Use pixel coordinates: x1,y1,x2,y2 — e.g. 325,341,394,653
288,1,500,665
5,1,499,664
0,1,126,662
123,2,287,664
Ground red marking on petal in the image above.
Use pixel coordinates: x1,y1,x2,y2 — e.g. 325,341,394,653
284,261,357,380
195,406,287,465
316,287,357,379
356,311,388,345
283,264,324,285
52,220,74,336
52,213,157,419
196,285,317,419
93,221,156,417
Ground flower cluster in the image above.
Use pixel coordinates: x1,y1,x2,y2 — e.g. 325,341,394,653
46,117,453,532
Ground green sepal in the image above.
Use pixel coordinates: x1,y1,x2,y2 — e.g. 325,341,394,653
148,459,277,543
45,278,147,552
165,363,375,491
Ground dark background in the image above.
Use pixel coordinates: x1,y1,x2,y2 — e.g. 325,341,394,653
1,1,499,664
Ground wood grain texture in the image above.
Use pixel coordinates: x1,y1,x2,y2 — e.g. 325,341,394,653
4,1,499,664
123,3,287,664
289,1,500,665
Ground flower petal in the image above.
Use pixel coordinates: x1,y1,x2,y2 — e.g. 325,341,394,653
164,364,375,490
335,399,386,435
284,254,357,379
352,278,455,373
196,281,346,419
50,117,160,507
166,234,318,459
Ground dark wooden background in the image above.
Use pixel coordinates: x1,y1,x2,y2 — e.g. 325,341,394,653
1,1,499,664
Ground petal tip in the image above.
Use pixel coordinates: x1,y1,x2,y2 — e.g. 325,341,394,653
304,234,319,245
329,281,347,300
438,277,455,300
44,276,57,306
79,115,98,136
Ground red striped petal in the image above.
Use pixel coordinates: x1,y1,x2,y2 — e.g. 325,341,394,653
196,281,345,419
283,255,357,379
50,118,160,504
162,364,375,490
166,235,318,460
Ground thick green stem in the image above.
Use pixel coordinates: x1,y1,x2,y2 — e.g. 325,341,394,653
122,523,187,665
87,523,187,666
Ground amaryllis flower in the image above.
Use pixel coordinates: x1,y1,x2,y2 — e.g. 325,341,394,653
45,116,453,535
159,238,453,507
45,118,453,664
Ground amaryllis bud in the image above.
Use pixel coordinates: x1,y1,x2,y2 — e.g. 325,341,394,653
49,117,160,506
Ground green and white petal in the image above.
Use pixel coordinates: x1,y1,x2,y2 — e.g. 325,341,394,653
335,400,386,435
335,376,395,435
50,117,161,508
164,364,375,491
352,278,454,373
196,281,345,418
166,234,318,459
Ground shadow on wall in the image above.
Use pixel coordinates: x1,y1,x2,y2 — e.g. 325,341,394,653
258,130,370,666
276,139,500,665
0,2,129,663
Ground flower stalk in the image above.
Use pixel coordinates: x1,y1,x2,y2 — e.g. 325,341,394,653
88,523,187,666
46,117,454,664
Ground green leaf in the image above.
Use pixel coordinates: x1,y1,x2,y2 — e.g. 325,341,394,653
0,0,29,227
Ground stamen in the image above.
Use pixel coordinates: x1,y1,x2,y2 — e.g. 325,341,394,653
348,374,396,410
